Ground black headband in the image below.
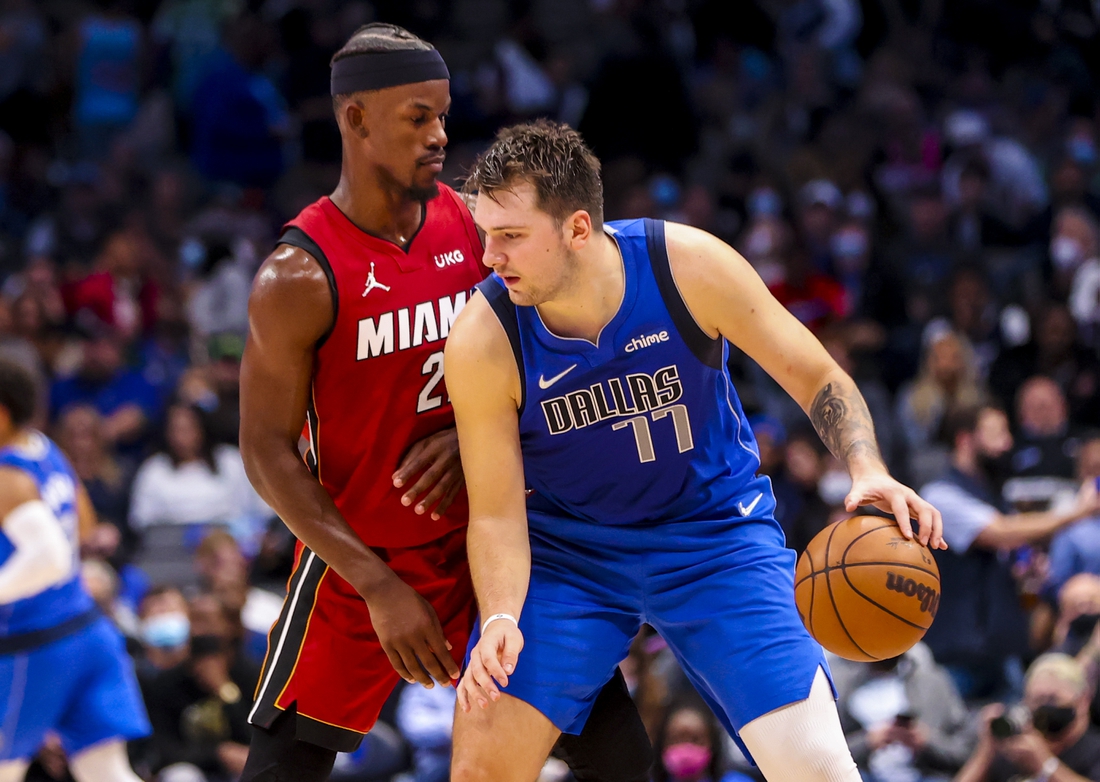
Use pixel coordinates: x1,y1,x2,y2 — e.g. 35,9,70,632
330,49,450,95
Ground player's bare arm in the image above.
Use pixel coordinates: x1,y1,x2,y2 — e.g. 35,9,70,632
241,245,459,687
662,222,945,549
444,292,530,712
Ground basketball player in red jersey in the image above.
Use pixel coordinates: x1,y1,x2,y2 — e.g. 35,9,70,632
237,24,651,782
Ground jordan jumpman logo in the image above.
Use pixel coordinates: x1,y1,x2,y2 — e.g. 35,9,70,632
362,263,391,297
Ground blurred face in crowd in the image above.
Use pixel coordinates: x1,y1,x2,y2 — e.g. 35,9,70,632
662,707,714,782
56,405,106,467
11,296,42,338
1017,378,1068,438
950,271,990,334
1036,306,1076,358
974,408,1013,460
909,193,947,241
799,202,836,245
339,79,450,201
829,221,871,276
1051,209,1099,272
1057,575,1100,631
99,231,141,278
1076,439,1100,482
927,334,967,388
1051,159,1088,204
476,181,586,307
189,593,235,642
81,334,124,380
166,405,205,462
139,587,191,653
1023,671,1089,746
958,169,989,211
785,437,823,489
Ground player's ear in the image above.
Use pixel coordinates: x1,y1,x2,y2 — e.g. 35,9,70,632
342,98,370,139
566,210,592,250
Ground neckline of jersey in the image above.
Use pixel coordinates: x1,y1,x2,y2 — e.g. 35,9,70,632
532,225,637,357
321,195,431,266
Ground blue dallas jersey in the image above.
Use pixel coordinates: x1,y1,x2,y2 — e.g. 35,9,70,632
0,432,92,636
477,218,773,526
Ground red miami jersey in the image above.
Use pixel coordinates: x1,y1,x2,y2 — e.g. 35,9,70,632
283,184,486,548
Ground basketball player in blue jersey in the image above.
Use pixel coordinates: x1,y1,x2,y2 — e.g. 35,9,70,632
0,359,149,782
443,121,947,782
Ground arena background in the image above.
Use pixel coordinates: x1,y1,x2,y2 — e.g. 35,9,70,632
6,0,1100,780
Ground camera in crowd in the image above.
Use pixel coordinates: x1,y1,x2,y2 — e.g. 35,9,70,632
990,705,1032,738
990,703,1079,739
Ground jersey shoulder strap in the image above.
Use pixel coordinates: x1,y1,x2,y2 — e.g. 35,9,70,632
474,277,527,414
278,225,339,348
642,219,724,369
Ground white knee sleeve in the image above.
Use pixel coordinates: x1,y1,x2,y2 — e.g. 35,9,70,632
738,667,861,782
69,739,144,782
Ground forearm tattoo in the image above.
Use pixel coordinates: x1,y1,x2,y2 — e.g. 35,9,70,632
809,381,885,469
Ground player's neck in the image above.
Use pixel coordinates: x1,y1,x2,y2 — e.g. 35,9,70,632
330,168,425,247
537,232,624,343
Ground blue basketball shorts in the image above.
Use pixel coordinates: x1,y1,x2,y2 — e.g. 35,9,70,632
468,509,832,743
0,617,151,761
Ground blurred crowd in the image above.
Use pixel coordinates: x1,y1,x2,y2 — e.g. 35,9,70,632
6,0,1100,780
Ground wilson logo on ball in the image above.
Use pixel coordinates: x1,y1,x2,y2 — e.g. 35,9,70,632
885,572,939,617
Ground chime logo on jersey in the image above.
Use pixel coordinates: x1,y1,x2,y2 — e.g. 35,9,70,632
541,365,684,434
356,291,468,360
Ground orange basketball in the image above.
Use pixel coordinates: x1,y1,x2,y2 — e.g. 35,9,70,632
794,515,940,662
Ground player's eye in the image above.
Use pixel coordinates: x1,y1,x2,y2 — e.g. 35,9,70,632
504,233,520,240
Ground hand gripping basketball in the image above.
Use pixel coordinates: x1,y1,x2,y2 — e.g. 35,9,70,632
458,620,525,712
795,515,941,662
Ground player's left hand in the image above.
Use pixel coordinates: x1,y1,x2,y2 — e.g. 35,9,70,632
457,620,524,712
393,427,465,520
846,470,946,549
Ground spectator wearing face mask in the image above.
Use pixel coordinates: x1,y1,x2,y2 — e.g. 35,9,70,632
920,406,1100,700
1048,206,1098,302
136,585,191,678
653,700,751,782
954,654,1100,782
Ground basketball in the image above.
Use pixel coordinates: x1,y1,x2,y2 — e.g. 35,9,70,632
794,515,940,662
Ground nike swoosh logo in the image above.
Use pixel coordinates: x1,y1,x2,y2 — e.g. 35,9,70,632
737,493,763,517
538,364,578,390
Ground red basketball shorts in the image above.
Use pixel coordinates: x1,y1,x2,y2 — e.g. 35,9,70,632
248,526,474,751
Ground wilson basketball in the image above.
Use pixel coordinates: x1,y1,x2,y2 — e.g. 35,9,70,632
794,515,940,662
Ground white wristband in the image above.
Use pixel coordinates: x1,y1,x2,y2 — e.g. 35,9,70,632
480,613,518,635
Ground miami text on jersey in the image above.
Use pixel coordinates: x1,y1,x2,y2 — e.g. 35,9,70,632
356,292,469,360
541,364,683,435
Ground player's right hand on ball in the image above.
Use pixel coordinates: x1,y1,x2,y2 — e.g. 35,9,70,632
458,621,524,712
365,575,459,689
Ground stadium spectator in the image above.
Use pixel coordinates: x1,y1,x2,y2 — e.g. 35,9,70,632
1050,575,1100,657
652,699,752,782
954,654,1100,782
990,304,1100,430
920,406,1099,700
833,643,974,781
128,403,269,533
61,228,160,340
136,585,191,677
896,330,986,488
140,633,256,782
1046,438,1100,600
1004,377,1080,512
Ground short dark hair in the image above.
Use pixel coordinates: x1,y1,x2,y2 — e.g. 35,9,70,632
463,120,604,229
939,403,1003,448
331,23,434,106
0,359,36,427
